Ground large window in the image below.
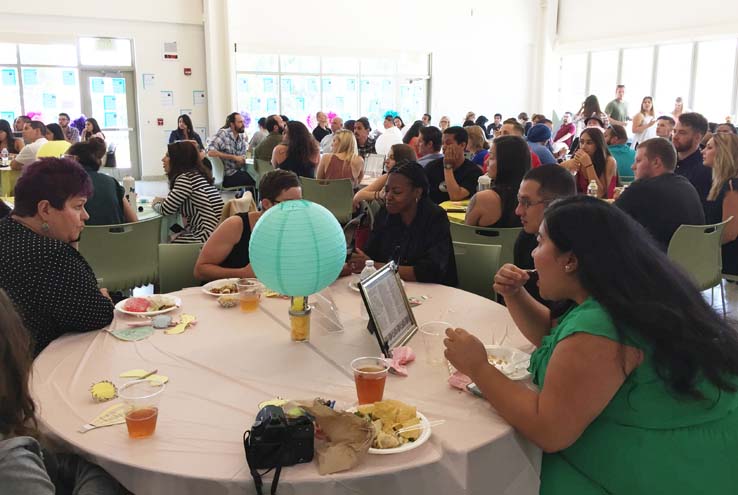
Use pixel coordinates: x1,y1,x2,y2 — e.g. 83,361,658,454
235,53,430,135
557,37,738,124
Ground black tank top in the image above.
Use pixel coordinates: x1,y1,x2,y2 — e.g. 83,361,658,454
221,213,253,268
482,185,522,228
279,155,315,179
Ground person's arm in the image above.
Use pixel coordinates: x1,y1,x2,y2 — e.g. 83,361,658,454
122,196,138,223
10,144,34,170
443,168,472,200
193,216,254,280
271,144,287,167
631,113,647,134
576,151,607,198
554,130,573,144
316,153,330,179
721,187,738,244
445,328,641,453
153,175,190,216
464,190,502,227
207,134,245,164
604,102,626,127
352,174,387,208
352,156,365,184
493,264,552,346
0,439,55,495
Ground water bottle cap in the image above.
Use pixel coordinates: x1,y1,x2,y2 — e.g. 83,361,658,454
478,175,491,184
365,260,374,267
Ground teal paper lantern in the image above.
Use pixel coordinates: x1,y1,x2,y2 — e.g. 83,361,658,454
249,199,346,296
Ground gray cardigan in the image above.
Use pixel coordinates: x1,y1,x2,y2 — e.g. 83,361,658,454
0,436,54,494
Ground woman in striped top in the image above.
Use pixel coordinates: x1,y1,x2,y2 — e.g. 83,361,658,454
152,141,224,243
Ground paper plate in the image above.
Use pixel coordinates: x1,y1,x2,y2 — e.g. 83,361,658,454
202,278,240,296
347,408,432,454
485,345,531,381
115,296,181,317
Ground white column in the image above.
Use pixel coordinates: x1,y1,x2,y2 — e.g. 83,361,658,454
203,0,236,136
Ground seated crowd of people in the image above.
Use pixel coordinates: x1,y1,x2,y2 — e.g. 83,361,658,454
1,84,738,493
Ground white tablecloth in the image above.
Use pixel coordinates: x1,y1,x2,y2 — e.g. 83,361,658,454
31,281,540,494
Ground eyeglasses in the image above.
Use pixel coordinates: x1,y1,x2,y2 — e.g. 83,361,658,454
517,197,550,209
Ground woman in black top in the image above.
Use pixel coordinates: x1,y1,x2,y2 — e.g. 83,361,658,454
465,135,530,228
67,140,138,225
0,158,114,357
169,114,204,150
194,169,302,281
271,121,319,179
703,133,738,275
349,162,458,286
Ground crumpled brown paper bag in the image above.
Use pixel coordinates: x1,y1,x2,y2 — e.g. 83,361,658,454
297,400,374,475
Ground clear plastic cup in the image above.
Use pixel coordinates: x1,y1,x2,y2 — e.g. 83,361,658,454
419,321,451,366
118,380,165,439
350,357,389,405
237,278,264,313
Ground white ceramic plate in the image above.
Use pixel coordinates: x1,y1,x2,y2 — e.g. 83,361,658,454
201,278,240,296
485,345,531,381
347,408,432,455
115,296,182,317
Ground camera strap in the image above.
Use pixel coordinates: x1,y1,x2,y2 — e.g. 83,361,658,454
244,430,283,495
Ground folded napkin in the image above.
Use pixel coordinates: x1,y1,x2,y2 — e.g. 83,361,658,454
447,371,472,390
388,346,415,376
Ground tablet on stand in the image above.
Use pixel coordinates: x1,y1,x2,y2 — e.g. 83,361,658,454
358,261,418,358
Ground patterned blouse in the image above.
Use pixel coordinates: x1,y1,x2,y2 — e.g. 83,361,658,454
155,171,224,243
0,217,114,357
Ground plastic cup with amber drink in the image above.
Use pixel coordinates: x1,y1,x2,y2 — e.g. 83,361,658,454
351,356,389,404
289,296,311,341
118,380,165,439
237,278,264,312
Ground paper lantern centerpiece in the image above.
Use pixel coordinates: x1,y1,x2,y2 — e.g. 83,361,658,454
249,200,346,296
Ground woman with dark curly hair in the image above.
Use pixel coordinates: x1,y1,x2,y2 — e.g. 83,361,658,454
446,195,738,494
271,121,319,178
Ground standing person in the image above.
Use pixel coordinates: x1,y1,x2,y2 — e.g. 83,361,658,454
67,139,137,226
253,114,285,162
631,96,657,149
248,117,268,151
208,112,253,188
604,125,636,179
320,115,344,153
604,84,629,127
317,129,364,187
10,121,47,171
153,142,224,244
80,118,105,142
312,111,332,143
575,95,608,128
465,135,530,228
421,113,432,126
0,158,114,357
424,126,482,204
561,128,617,198
194,170,301,281
446,195,738,495
271,121,320,179
0,119,24,156
671,96,685,120
0,289,125,494
673,112,713,204
353,117,376,158
616,137,704,252
58,112,80,144
169,114,204,150
702,133,738,276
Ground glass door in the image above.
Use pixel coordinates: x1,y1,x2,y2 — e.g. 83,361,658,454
80,70,139,178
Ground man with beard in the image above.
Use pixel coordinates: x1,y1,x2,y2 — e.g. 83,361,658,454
672,112,712,205
253,114,285,163
208,112,253,188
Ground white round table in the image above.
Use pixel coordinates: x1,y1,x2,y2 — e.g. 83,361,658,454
31,280,541,494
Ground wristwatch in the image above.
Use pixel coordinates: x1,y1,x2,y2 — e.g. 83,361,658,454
443,162,453,170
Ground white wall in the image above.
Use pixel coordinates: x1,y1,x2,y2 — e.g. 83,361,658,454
227,0,542,124
3,0,207,179
556,0,738,50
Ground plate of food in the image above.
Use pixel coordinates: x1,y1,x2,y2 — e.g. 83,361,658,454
485,345,531,380
202,278,239,296
115,295,181,316
348,399,432,454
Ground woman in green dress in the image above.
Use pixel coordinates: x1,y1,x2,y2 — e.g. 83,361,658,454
444,195,738,494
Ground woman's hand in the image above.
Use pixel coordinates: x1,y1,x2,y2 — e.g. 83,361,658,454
152,196,164,206
574,150,591,168
348,248,371,274
444,327,489,379
493,263,531,298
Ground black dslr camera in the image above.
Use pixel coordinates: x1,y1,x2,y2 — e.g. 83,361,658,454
244,405,314,494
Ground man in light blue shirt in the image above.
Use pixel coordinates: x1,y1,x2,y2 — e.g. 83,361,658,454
417,126,443,167
526,124,557,165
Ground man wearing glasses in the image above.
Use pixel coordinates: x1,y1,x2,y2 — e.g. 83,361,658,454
513,165,576,304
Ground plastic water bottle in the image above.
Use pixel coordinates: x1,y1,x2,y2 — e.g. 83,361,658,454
1,148,7,167
359,260,377,319
587,180,599,197
477,175,492,192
